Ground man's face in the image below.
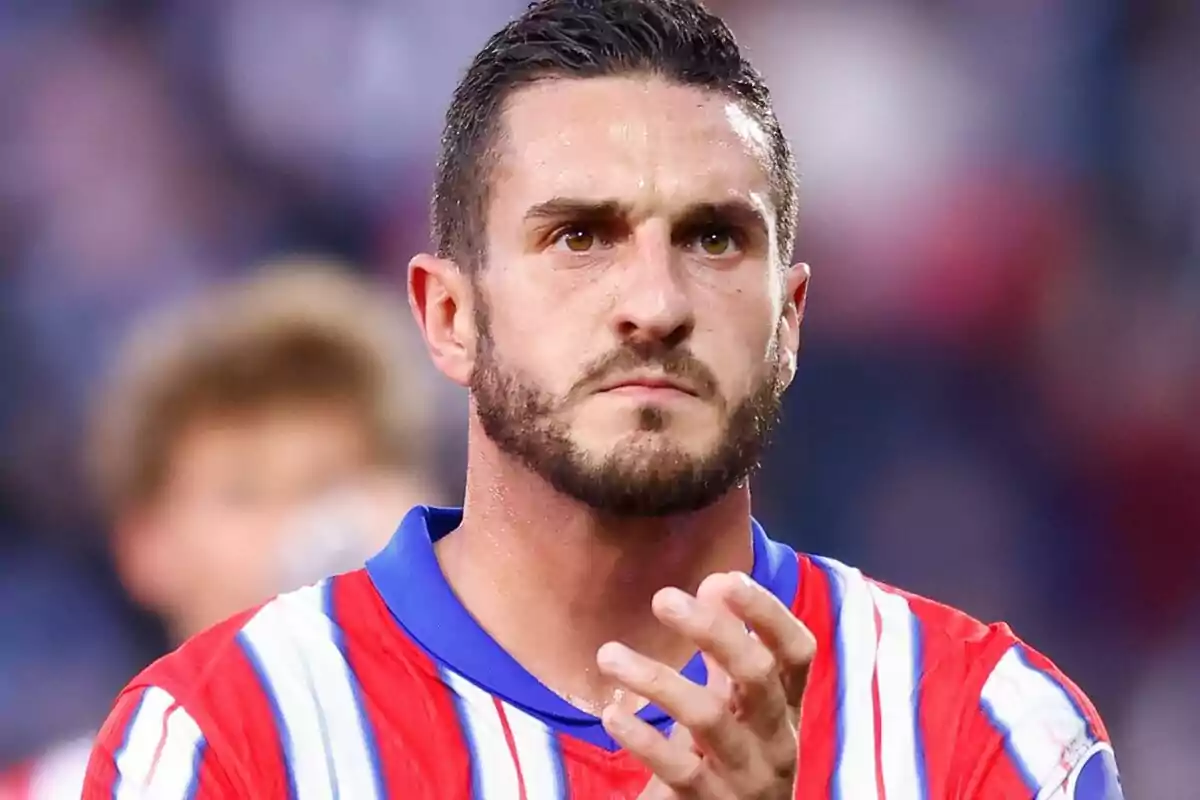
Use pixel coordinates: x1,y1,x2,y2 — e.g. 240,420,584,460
468,76,804,516
119,403,412,638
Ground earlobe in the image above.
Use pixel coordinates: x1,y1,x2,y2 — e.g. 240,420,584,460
786,262,810,321
779,262,810,387
408,253,475,387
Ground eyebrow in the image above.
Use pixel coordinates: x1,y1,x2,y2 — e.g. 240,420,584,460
674,201,770,239
522,197,770,238
523,198,627,223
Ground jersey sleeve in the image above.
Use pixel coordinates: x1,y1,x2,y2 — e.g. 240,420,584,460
83,685,234,800
957,642,1124,800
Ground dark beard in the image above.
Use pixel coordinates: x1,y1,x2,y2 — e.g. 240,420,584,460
469,301,786,518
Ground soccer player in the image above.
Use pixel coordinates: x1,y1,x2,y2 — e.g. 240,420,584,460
3,261,436,799
84,2,1123,798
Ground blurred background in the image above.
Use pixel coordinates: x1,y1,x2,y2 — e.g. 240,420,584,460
0,0,1196,796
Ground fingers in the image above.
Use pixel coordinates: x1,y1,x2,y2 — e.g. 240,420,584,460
597,642,759,774
707,572,817,710
599,575,812,800
653,585,790,742
600,707,734,800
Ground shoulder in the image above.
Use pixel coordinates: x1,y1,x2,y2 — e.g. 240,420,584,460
795,554,1119,798
123,568,420,722
797,552,1092,698
86,570,432,798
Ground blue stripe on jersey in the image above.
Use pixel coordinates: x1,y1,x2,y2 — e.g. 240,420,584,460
548,733,568,800
367,506,802,751
323,580,387,800
110,691,148,800
184,739,206,800
236,631,299,800
441,666,487,799
910,612,930,800
810,557,847,800
1073,744,1124,799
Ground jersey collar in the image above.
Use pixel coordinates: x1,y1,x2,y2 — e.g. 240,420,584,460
366,505,799,750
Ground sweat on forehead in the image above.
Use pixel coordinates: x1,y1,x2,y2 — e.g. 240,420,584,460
488,76,777,224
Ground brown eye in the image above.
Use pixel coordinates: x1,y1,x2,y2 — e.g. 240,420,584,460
556,228,596,252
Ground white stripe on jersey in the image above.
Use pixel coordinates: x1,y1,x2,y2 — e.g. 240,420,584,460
239,580,381,800
26,735,92,800
112,686,205,800
443,670,567,799
498,698,566,799
980,645,1093,798
815,557,881,799
869,584,926,800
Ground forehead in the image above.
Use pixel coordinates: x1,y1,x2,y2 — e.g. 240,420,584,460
491,76,774,217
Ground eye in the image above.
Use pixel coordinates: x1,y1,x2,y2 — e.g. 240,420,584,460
552,226,601,253
691,227,740,257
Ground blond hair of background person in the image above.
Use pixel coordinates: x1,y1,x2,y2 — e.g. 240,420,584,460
0,259,441,799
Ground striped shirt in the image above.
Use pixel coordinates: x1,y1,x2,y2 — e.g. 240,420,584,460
82,506,1122,799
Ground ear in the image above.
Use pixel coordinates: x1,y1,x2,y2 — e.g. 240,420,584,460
778,262,810,388
408,253,476,387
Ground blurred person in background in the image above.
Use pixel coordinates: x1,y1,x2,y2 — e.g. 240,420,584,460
0,260,442,799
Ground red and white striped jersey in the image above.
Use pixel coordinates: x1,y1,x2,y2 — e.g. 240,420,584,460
82,506,1123,799
0,735,92,800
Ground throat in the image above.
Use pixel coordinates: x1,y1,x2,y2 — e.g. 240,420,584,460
434,493,754,716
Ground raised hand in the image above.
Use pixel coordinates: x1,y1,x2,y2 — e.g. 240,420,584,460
597,572,816,799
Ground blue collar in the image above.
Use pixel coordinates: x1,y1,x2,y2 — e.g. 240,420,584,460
366,506,800,750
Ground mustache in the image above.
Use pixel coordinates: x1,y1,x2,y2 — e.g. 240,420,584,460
571,342,720,401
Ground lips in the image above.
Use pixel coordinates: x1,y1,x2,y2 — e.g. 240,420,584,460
598,375,698,396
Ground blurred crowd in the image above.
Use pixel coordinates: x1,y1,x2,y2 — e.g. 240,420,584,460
0,0,1196,796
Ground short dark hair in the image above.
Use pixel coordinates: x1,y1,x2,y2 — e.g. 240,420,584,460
433,0,797,271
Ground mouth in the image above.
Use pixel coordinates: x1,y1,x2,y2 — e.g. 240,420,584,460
596,374,699,398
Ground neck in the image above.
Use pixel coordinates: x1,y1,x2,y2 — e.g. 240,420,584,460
436,426,755,715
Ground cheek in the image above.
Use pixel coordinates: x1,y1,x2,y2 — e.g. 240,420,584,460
177,500,280,576
489,287,599,387
697,289,780,380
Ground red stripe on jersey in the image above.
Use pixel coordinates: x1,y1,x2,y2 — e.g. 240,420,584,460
144,701,182,786
900,595,995,800
557,735,650,797
82,686,148,799
201,636,290,794
190,743,227,800
871,602,887,800
960,642,1113,798
494,698,529,800
0,761,34,800
332,571,474,795
793,555,841,798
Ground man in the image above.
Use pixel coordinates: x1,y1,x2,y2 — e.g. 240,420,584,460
84,2,1123,798
2,260,437,799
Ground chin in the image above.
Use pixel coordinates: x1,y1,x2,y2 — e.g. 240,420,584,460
588,429,715,465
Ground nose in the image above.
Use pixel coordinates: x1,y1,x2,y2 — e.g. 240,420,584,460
611,223,695,349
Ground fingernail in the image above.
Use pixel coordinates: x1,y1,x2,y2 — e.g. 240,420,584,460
659,588,696,619
597,642,633,673
732,571,757,599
